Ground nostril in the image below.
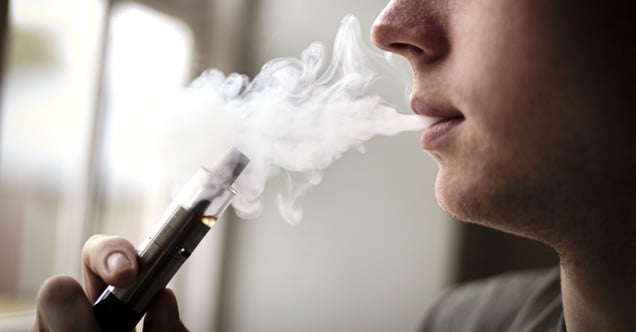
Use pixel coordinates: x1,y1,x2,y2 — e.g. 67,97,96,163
386,42,447,64
389,42,423,55
376,42,417,60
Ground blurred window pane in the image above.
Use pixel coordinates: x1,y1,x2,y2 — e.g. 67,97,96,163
0,0,106,313
95,2,193,241
0,0,192,318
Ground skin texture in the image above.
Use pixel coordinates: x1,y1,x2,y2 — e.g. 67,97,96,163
372,0,636,331
30,235,189,332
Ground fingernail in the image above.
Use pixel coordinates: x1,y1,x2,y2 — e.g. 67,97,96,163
106,252,132,273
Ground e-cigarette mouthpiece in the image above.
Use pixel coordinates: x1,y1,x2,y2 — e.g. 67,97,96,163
92,148,249,332
172,147,250,217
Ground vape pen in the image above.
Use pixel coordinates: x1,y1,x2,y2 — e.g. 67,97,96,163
92,148,249,331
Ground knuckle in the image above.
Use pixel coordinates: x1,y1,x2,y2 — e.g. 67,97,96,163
82,234,106,258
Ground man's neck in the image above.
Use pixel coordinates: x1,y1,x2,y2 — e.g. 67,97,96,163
560,254,636,332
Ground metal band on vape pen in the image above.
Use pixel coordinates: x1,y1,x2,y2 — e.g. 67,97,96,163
93,148,249,332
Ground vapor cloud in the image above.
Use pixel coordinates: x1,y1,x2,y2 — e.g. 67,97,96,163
156,15,432,224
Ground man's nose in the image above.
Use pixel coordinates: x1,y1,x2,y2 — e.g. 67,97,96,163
371,0,449,65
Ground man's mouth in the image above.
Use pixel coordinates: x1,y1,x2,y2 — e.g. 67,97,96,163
410,97,465,150
420,115,464,149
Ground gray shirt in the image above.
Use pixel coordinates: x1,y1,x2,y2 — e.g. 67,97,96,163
418,268,565,332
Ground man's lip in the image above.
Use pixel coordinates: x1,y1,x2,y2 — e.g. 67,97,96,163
410,96,464,119
420,116,464,150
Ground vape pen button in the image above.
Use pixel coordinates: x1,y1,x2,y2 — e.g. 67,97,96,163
178,248,191,258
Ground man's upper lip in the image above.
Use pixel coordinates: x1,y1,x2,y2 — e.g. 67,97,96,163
410,96,463,120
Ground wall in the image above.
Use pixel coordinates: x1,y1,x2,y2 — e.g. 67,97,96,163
216,1,458,331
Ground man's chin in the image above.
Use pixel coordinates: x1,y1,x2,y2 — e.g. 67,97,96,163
435,178,472,223
435,174,509,231
434,171,479,223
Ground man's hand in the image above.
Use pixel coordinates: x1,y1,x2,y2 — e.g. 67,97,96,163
30,235,189,331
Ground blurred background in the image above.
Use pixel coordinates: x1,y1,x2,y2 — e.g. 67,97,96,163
0,0,557,331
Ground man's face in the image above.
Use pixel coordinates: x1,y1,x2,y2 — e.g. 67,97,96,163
372,0,636,242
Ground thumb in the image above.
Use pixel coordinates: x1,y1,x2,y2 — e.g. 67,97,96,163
142,288,189,332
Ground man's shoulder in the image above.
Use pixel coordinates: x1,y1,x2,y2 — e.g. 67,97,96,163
418,267,564,332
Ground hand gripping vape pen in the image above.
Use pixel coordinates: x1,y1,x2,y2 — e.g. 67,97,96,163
93,148,249,331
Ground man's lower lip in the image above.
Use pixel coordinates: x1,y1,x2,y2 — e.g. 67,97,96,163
421,117,464,150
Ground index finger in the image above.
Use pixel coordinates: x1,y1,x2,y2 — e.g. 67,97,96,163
30,275,100,332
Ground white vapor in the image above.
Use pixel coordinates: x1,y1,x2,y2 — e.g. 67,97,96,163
155,15,432,224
